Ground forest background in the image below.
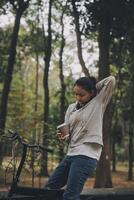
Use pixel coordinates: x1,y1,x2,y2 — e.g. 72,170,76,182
0,0,134,190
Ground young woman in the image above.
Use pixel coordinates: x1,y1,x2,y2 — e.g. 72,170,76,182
45,75,116,200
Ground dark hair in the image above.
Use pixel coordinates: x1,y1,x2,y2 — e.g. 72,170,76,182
74,76,97,96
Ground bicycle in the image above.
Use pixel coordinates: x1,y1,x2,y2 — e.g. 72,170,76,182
2,130,64,200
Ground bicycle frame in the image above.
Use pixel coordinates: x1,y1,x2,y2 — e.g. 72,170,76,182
3,130,63,200
8,144,27,198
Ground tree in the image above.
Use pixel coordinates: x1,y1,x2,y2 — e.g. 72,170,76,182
109,0,134,180
41,0,53,176
94,1,113,187
0,0,7,14
71,0,90,77
58,1,67,161
20,18,45,185
0,0,31,166
0,27,11,84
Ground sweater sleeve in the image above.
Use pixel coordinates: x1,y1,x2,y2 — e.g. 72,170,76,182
64,106,70,124
96,76,116,109
64,104,74,124
64,103,77,124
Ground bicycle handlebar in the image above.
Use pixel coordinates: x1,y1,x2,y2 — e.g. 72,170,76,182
3,129,53,153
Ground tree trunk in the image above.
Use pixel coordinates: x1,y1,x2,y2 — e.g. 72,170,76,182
58,6,66,162
112,108,118,172
112,67,122,172
112,134,116,172
0,10,22,131
94,18,113,188
31,53,39,186
95,104,113,188
128,125,133,180
41,0,52,176
35,53,39,113
128,72,134,180
0,9,23,166
71,0,90,77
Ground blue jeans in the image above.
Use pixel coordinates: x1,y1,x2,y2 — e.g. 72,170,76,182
45,155,97,200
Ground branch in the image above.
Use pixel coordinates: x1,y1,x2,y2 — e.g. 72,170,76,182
71,0,90,77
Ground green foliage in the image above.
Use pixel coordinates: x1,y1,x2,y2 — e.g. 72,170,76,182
0,0,8,14
0,26,11,83
6,73,35,130
67,0,134,40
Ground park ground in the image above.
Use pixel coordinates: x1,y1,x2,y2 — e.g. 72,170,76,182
0,161,134,191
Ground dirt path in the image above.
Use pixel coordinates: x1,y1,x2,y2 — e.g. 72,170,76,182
0,170,134,192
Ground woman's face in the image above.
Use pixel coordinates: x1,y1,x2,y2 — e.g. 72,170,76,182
74,85,92,104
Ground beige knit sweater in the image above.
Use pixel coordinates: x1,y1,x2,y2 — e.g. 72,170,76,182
65,76,116,148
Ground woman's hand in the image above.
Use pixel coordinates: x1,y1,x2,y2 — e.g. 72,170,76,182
56,130,64,140
56,129,69,140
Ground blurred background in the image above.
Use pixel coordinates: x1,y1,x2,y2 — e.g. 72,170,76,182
0,0,134,191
